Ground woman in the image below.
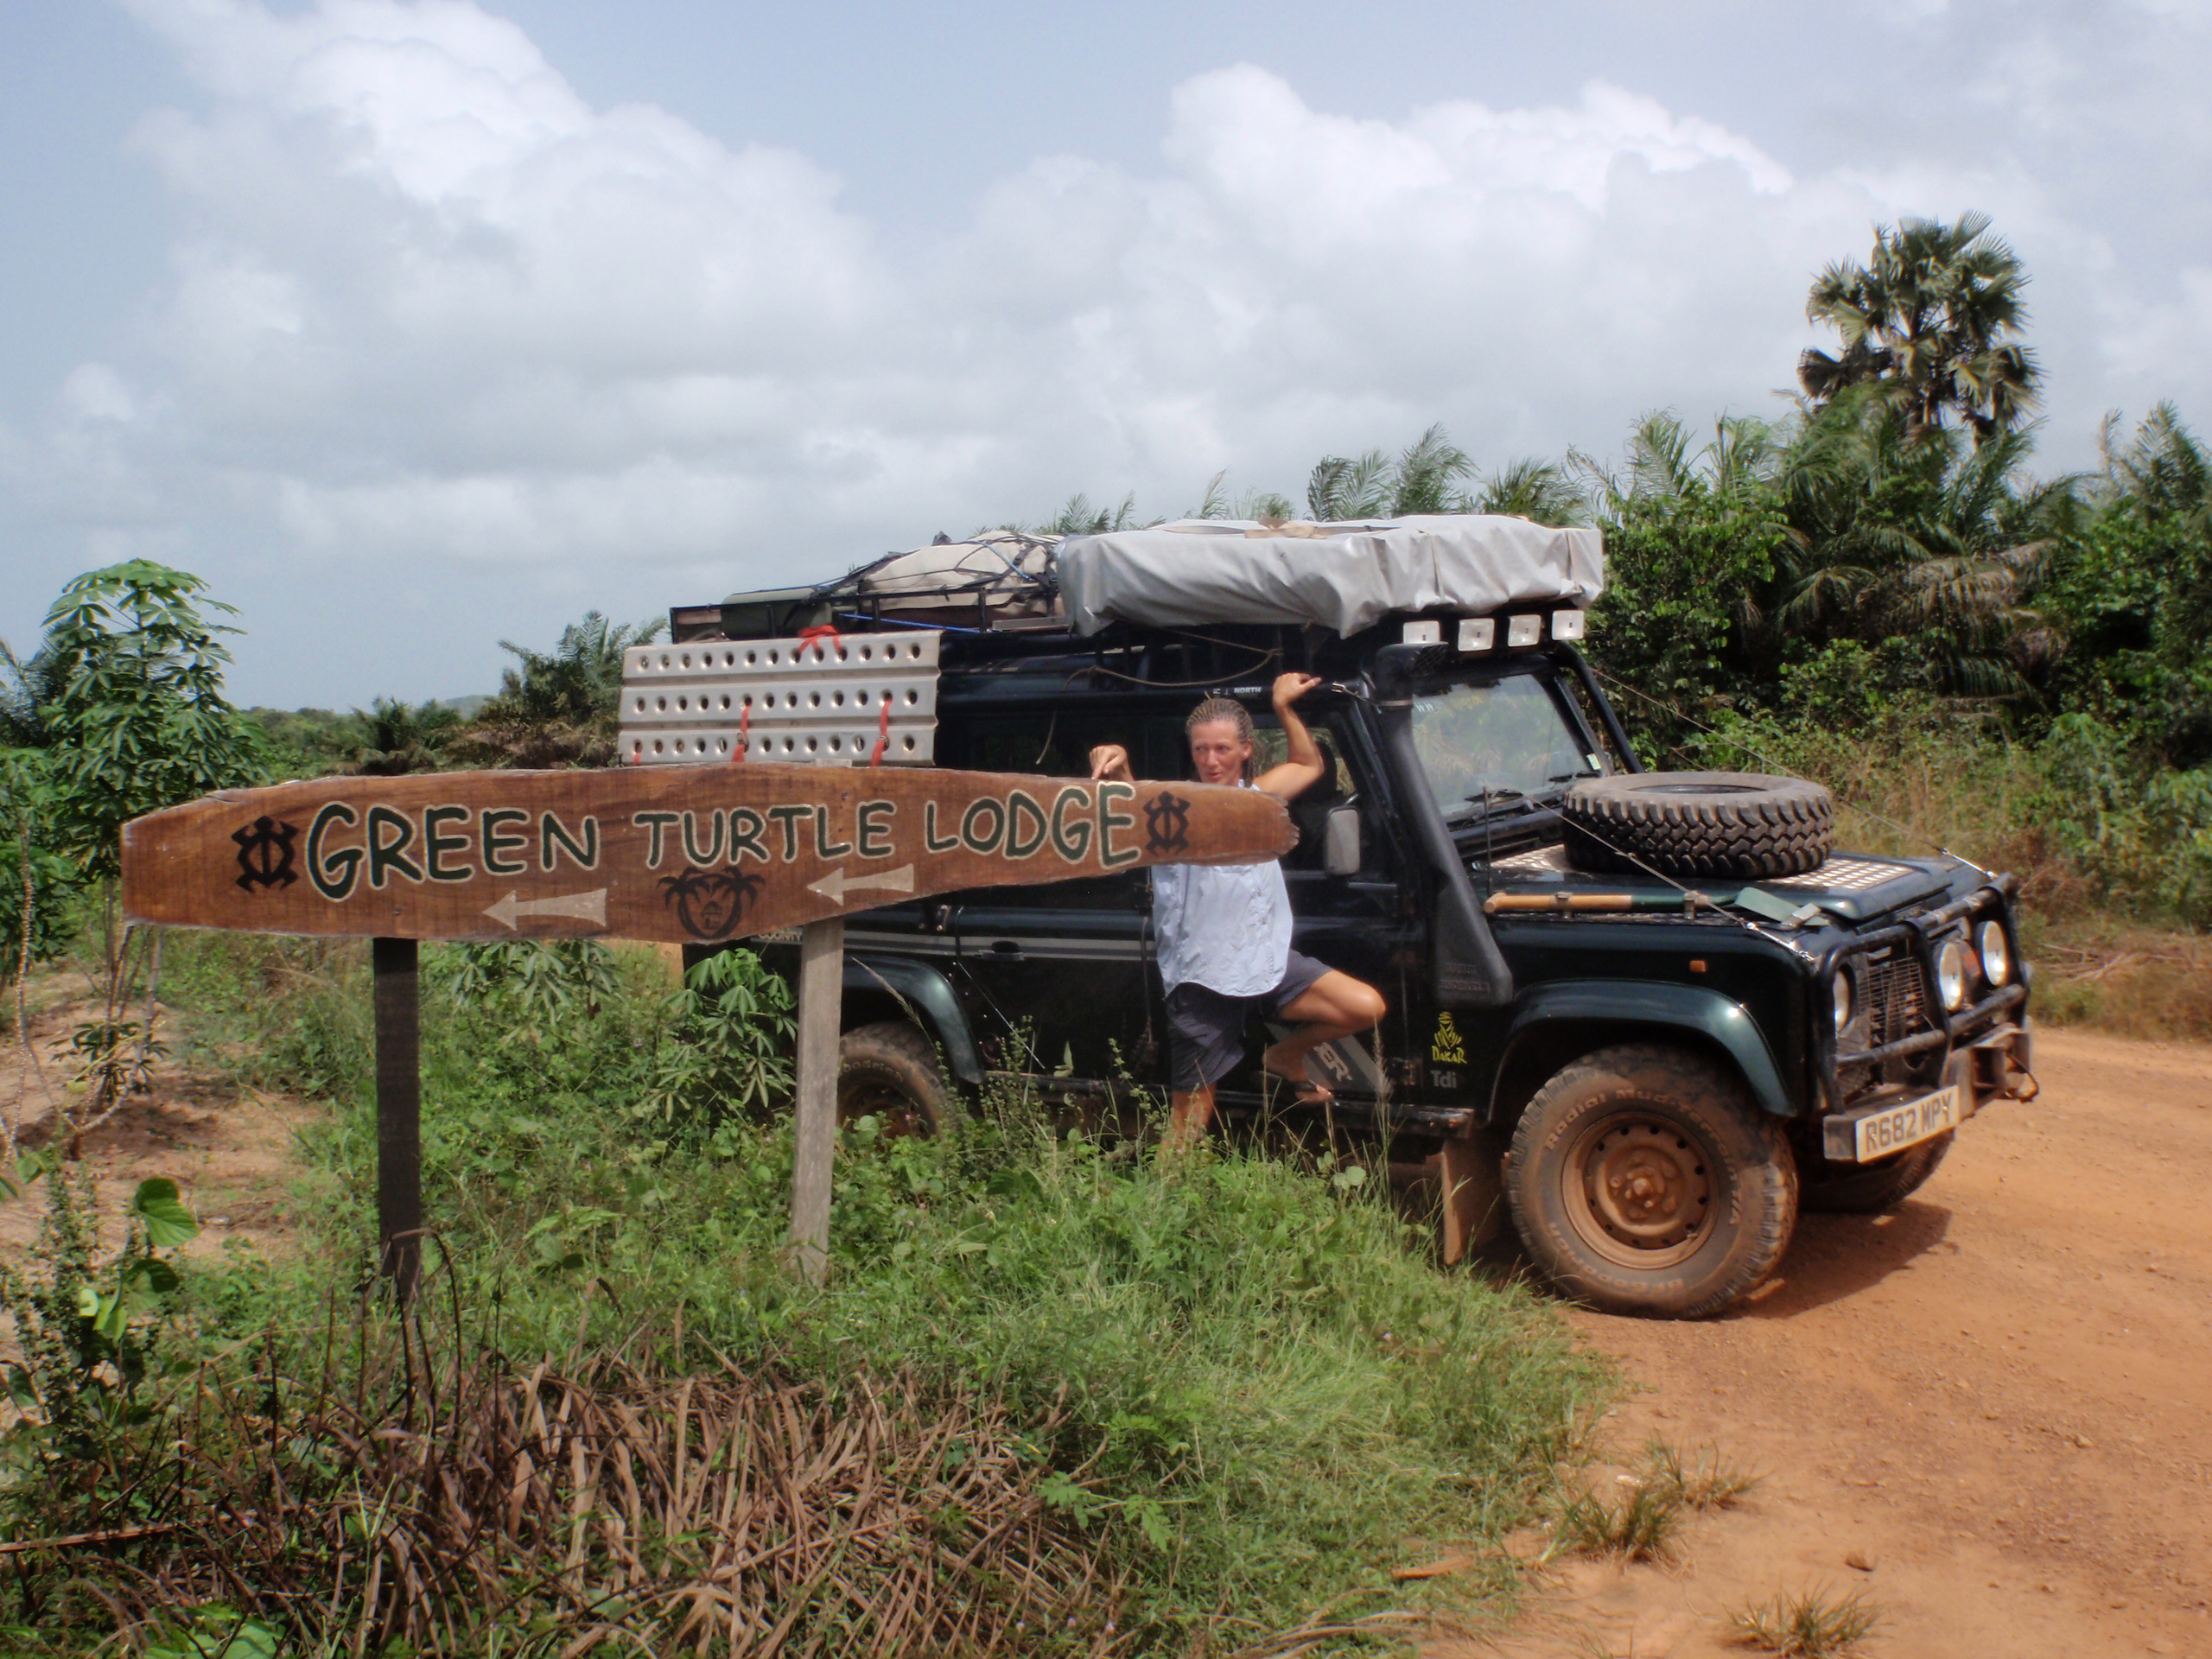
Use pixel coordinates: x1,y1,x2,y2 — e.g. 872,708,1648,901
1090,673,1386,1151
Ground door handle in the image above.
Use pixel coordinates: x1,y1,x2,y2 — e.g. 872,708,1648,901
989,939,1024,957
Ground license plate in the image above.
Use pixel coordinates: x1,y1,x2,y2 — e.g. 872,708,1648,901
1853,1085,1961,1161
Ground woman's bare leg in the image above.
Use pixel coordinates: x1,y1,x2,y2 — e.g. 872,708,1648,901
1165,1084,1216,1154
1262,970,1387,1102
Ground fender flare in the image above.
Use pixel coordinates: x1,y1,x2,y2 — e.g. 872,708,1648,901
843,953,984,1085
1492,980,1793,1120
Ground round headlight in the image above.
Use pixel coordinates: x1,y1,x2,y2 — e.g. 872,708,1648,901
1978,919,2012,987
1832,970,1853,1036
1936,939,1970,1011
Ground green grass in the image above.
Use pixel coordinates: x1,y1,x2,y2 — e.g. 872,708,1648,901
1730,1587,1880,1656
0,930,1611,1653
1543,1438,1757,1565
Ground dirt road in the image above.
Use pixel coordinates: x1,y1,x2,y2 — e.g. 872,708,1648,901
1478,1027,2212,1658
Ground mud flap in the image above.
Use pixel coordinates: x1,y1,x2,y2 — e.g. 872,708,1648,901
1429,1130,1507,1264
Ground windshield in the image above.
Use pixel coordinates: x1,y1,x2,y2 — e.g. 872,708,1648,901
1409,675,1602,818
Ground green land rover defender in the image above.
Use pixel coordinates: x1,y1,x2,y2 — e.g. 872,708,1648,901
634,518,2035,1317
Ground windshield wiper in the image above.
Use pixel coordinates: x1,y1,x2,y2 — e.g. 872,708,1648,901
1444,786,1527,822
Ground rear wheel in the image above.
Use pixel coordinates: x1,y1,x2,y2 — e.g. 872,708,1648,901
837,1021,954,1138
1800,1131,1952,1213
1506,1044,1797,1319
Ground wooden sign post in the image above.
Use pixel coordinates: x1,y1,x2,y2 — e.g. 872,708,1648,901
123,764,1294,1297
372,938,422,1301
787,918,843,1285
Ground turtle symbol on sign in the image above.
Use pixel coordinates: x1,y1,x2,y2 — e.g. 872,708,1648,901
1144,792,1191,856
658,866,766,939
232,817,299,892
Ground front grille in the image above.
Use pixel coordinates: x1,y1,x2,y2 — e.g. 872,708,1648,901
1862,949,1932,1047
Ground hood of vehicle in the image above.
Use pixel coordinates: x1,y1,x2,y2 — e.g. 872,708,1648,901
1735,852,1959,923
1483,843,1960,923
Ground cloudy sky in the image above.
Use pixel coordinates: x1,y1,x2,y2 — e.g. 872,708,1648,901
3,0,2208,708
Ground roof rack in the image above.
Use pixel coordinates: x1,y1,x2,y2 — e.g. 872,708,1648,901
675,531,1069,643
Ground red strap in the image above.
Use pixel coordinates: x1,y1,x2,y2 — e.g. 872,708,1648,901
798,623,843,662
869,694,892,766
731,698,752,763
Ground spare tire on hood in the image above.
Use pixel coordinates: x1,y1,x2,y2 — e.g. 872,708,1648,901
1561,772,1834,880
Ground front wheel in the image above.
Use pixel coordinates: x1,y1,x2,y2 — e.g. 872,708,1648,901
1506,1044,1797,1319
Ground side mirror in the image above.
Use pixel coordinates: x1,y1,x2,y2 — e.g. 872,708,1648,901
1322,805,1361,877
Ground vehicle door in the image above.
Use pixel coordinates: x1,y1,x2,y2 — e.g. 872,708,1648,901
1237,702,1423,1101
1399,661,1612,1090
934,702,1190,1085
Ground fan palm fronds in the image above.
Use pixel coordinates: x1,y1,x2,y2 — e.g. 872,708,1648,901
1799,213,2042,444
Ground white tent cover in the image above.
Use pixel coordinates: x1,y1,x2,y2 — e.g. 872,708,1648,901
1058,516,1605,638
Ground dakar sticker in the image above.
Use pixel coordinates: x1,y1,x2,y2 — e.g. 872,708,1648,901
1431,1012,1467,1065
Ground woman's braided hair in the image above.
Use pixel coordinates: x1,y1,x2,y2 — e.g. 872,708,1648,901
1186,696,1255,781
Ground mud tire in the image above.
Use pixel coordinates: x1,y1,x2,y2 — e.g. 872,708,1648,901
1562,772,1834,880
1506,1044,1798,1319
1800,1130,1953,1214
837,1021,955,1138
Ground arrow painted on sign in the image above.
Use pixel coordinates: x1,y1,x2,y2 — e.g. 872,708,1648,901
483,888,609,931
806,863,917,906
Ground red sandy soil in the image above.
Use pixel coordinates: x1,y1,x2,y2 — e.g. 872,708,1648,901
1456,1027,2212,1659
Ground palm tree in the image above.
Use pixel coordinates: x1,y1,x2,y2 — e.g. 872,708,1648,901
1305,449,1397,520
2097,402,2210,531
1799,213,2042,444
1471,459,1587,525
0,638,64,748
1772,390,2063,694
1580,410,1787,511
352,696,463,776
1306,424,1475,519
1037,493,1141,535
454,610,666,768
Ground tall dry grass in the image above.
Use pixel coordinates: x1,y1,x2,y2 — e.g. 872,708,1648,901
19,1302,1123,1657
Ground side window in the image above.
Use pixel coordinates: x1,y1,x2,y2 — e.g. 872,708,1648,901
944,710,1190,779
1251,715,1363,870
1249,721,1355,800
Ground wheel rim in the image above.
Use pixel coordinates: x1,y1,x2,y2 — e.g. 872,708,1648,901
838,1076,938,1139
1563,1109,1716,1268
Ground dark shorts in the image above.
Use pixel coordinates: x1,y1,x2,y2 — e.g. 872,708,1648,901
1165,950,1332,1093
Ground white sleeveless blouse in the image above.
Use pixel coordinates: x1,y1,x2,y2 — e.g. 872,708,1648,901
1150,844,1294,999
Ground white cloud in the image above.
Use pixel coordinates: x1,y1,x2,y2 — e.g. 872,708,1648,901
5,0,2209,702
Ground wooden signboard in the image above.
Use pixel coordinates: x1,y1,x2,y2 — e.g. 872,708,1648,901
121,764,1295,940
123,762,1294,1296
